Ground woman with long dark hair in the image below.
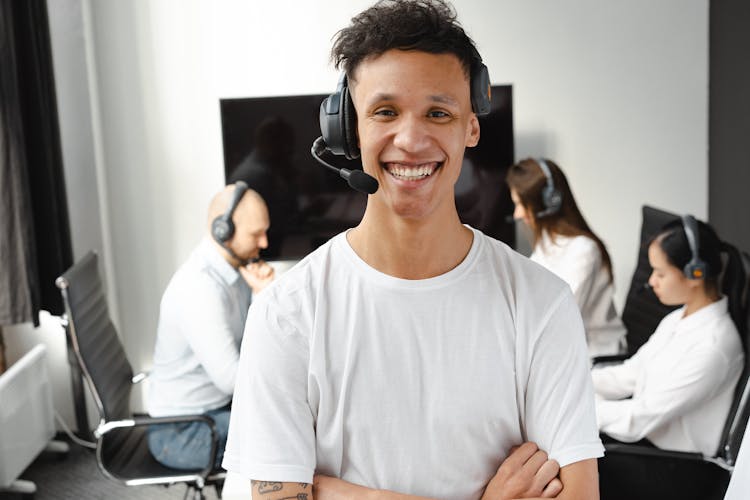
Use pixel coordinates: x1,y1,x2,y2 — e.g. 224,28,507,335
506,158,626,357
592,216,745,454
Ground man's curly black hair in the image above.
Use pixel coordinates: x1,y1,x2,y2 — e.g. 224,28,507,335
331,0,482,81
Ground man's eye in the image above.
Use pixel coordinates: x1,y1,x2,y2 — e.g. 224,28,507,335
428,110,450,119
374,108,396,117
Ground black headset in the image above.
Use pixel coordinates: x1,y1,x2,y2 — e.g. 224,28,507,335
535,158,563,218
681,214,707,280
212,181,249,244
318,58,492,161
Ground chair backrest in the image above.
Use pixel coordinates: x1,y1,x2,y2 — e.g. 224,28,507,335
56,251,133,424
621,205,681,354
718,249,750,465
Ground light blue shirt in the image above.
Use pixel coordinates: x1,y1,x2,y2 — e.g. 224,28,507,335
147,238,252,416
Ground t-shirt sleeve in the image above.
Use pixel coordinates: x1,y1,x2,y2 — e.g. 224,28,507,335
222,287,316,483
523,290,605,467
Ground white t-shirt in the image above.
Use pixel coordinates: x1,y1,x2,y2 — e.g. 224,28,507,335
592,297,743,455
531,231,626,357
224,227,603,499
147,238,252,416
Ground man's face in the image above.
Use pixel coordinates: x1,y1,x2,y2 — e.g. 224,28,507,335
349,49,480,221
229,197,270,263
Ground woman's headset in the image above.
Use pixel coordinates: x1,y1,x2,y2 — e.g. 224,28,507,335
681,214,707,280
535,158,563,218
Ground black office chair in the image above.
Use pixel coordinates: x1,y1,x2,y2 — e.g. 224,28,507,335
56,251,225,500
592,205,681,368
596,208,750,500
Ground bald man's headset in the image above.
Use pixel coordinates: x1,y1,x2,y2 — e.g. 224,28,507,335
212,181,259,265
535,158,563,218
311,55,493,195
681,214,707,280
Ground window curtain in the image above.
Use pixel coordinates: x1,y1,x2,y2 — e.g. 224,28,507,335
0,0,72,327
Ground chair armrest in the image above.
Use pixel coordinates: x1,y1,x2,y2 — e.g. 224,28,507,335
605,442,705,462
592,354,631,366
95,414,220,478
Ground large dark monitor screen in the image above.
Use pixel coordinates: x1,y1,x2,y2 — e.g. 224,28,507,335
220,85,514,261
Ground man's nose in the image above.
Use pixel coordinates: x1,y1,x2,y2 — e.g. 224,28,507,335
392,114,430,152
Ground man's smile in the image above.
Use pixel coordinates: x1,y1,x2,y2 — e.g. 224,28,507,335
383,161,441,181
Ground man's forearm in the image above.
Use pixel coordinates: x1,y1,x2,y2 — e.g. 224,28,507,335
252,480,312,500
312,475,436,500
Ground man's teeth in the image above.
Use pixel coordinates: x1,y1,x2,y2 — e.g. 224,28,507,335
388,164,435,180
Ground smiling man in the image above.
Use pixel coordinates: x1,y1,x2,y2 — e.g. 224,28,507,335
222,1,603,499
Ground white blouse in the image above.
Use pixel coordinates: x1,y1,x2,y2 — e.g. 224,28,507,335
592,297,744,455
531,231,626,357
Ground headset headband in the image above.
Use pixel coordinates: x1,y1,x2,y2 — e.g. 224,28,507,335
681,214,707,279
537,159,554,194
535,158,562,218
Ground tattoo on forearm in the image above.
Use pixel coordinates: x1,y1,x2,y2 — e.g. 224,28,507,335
251,480,310,499
255,481,283,494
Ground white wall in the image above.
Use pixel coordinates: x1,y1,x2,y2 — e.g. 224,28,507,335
46,0,708,410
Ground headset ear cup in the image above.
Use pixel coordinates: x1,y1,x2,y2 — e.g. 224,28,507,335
470,63,492,116
212,217,233,243
342,85,359,160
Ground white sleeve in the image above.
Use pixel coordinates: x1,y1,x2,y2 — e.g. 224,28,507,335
595,343,736,443
523,290,604,467
181,275,241,395
222,289,316,483
591,352,643,401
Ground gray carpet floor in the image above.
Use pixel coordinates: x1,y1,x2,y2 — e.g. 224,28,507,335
0,438,222,500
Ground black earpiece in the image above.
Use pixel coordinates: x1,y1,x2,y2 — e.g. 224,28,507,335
470,61,492,116
212,181,248,244
535,158,563,218
318,74,360,160
681,214,707,280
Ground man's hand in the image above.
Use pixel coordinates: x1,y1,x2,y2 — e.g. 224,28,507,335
481,442,562,500
239,260,276,294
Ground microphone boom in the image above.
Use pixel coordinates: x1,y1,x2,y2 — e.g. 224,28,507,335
311,137,379,195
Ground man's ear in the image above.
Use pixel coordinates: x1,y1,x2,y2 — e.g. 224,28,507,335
466,114,480,147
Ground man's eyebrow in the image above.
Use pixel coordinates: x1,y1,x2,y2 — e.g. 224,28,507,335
364,93,459,107
429,94,459,106
365,92,395,106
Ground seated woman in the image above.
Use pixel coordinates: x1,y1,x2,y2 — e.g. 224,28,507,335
592,215,745,455
506,158,626,357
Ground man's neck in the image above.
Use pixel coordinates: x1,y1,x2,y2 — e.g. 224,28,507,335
347,209,473,280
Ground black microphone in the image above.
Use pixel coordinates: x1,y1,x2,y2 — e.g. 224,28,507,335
311,137,379,195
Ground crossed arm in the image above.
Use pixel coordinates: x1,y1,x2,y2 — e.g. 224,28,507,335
250,443,598,500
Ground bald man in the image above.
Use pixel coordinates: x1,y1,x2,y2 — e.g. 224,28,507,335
146,183,275,470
